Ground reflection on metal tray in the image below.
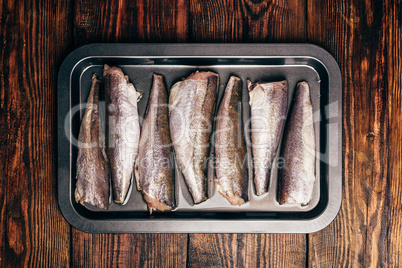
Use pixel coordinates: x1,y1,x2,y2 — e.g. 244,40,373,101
57,44,342,233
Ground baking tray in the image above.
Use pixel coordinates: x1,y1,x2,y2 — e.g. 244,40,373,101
58,43,342,233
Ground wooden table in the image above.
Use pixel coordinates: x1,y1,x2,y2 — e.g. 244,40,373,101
1,0,401,266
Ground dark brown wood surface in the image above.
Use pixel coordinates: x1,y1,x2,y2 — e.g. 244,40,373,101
0,0,401,267
0,0,72,267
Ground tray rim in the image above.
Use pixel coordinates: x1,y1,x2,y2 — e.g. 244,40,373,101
57,43,342,233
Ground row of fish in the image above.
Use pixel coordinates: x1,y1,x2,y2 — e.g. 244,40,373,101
75,65,316,212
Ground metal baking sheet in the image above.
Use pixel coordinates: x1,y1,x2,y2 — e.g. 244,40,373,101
57,43,342,233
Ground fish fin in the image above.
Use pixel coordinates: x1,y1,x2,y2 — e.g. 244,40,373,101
214,178,224,195
126,81,142,102
248,80,255,105
134,159,141,191
121,180,133,205
144,193,173,212
136,90,142,101
215,179,246,206
74,188,81,203
247,80,253,91
226,195,246,206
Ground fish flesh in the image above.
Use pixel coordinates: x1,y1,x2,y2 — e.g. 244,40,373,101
135,74,175,212
215,76,248,205
169,71,219,204
75,74,110,209
104,64,141,204
249,80,288,196
278,81,316,205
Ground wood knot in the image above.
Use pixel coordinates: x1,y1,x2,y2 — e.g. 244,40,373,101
366,132,375,141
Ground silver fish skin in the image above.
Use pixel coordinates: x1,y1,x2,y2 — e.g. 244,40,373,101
249,80,288,196
215,76,248,206
75,74,110,209
135,74,175,212
104,64,141,204
278,81,316,205
169,71,219,204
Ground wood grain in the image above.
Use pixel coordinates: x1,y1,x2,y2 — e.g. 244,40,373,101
189,0,306,42
72,232,188,267
385,0,402,266
1,0,401,266
187,0,307,267
72,1,189,267
188,234,306,267
0,0,71,266
74,0,138,46
307,0,401,267
136,0,188,42
74,0,188,46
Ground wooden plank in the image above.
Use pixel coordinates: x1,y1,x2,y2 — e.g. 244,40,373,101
74,0,188,46
188,234,306,267
385,0,402,266
307,0,395,266
189,0,306,42
136,0,188,42
71,1,189,267
72,232,188,267
0,0,72,266
74,0,138,46
187,0,307,267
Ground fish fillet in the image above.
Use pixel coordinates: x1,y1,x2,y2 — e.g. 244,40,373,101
75,74,110,209
104,64,141,204
278,81,316,205
135,74,175,212
169,71,219,204
215,76,248,206
249,80,288,196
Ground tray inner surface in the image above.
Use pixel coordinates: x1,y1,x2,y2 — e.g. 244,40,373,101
69,57,329,220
